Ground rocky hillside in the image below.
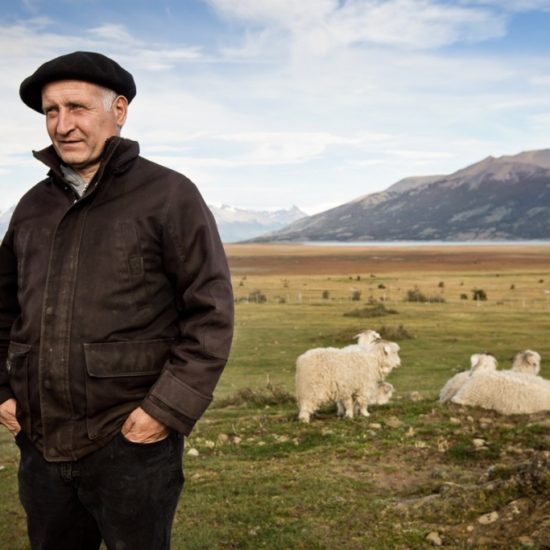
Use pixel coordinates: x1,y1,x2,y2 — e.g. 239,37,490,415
252,149,550,242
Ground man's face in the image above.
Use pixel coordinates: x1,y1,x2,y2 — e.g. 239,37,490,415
42,80,125,177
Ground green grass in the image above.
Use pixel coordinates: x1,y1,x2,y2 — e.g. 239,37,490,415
1,265,550,548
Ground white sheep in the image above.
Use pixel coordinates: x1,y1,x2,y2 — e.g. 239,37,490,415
511,350,541,375
439,353,498,404
336,381,394,417
295,339,401,423
355,329,382,347
451,370,550,414
335,329,383,415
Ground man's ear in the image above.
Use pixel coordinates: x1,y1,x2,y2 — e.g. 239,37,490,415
113,95,129,129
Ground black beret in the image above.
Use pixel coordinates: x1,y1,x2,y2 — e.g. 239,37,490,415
19,51,136,113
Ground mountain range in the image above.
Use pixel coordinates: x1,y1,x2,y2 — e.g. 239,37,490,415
208,204,306,242
0,203,306,243
252,149,550,242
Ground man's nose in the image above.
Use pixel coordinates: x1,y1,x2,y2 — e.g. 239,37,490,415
56,109,75,135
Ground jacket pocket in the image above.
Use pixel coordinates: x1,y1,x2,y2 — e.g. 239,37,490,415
83,339,174,440
6,342,32,435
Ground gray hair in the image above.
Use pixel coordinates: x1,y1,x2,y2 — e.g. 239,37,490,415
101,88,118,111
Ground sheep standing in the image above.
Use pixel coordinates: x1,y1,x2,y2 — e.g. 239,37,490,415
511,350,541,375
295,339,401,423
337,381,395,417
355,329,381,347
439,353,498,404
451,370,550,414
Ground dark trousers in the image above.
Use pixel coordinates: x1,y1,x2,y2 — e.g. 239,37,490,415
16,431,184,550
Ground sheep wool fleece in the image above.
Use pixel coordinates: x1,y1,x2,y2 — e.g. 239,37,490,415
0,136,234,462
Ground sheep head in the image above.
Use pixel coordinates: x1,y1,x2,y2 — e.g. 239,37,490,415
469,352,498,373
355,330,382,348
374,381,394,405
511,350,541,375
378,341,401,375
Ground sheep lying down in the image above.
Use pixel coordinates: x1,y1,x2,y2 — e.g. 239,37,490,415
451,371,550,415
439,353,498,404
295,340,400,423
511,349,541,375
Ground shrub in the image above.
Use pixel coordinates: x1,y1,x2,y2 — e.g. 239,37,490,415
343,303,398,318
472,288,487,301
351,289,362,301
248,290,267,303
215,382,295,408
404,287,446,303
460,293,468,300
378,283,386,289
322,290,331,300
438,281,445,288
377,324,414,340
405,287,427,302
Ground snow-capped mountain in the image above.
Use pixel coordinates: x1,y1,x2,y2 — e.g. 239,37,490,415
0,203,307,243
208,204,307,242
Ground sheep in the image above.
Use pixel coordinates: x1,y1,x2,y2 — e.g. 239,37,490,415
451,370,550,415
295,339,401,423
336,381,394,417
511,350,541,375
355,329,381,347
335,329,383,415
438,353,498,404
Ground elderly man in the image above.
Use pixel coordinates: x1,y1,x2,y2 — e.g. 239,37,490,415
0,51,234,549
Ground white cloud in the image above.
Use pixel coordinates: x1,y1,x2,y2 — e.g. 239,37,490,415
208,0,506,52
460,0,550,12
89,24,138,44
1,7,550,213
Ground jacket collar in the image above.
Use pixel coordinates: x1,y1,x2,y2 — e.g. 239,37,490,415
32,136,140,184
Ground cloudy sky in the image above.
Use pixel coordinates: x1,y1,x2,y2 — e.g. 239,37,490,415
1,0,550,214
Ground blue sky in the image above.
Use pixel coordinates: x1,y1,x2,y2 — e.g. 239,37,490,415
1,0,550,214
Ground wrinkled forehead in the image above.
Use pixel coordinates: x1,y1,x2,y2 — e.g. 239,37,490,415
41,80,107,107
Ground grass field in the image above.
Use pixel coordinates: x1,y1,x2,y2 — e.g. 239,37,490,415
1,244,550,549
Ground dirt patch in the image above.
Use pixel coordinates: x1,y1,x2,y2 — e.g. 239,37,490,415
225,244,550,275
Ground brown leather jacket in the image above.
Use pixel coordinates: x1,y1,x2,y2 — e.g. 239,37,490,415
0,137,234,461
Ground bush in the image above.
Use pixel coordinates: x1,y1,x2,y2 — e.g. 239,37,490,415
404,287,446,303
343,303,398,318
460,293,468,300
377,324,414,340
322,290,331,300
248,290,267,303
215,382,295,408
351,289,362,301
378,283,386,289
472,288,487,301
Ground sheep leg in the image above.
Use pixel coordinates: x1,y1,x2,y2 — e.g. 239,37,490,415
355,396,370,417
298,405,312,423
336,401,345,417
342,397,354,419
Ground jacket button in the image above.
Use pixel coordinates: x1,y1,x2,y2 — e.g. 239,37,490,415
45,306,54,315
43,379,52,389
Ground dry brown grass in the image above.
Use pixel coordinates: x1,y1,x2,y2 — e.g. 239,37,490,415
225,243,550,275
